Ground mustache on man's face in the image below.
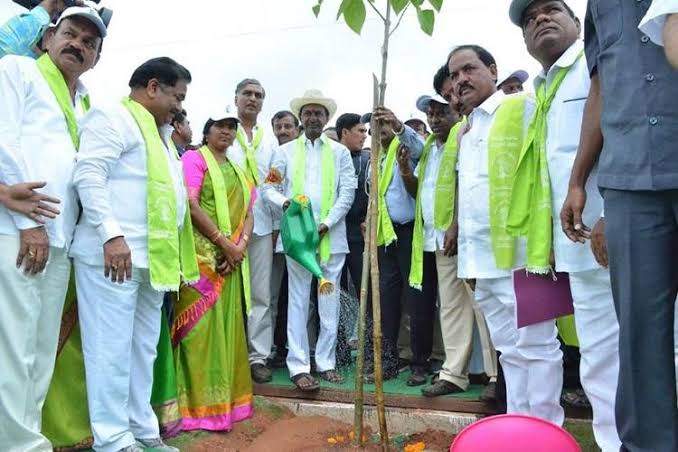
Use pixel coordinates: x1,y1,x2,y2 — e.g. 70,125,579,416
62,47,84,63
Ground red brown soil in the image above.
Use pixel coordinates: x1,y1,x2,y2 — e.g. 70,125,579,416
408,430,456,452
181,405,453,451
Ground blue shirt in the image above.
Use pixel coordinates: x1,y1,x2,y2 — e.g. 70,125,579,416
0,6,50,59
369,125,424,225
585,0,678,190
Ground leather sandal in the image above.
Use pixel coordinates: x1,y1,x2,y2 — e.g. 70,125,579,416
291,372,320,391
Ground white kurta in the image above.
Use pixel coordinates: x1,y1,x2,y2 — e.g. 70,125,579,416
0,55,86,452
263,133,356,376
537,41,620,452
72,103,186,452
227,125,280,365
415,140,447,253
458,91,564,426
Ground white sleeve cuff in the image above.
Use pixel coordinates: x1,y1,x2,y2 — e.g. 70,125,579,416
97,220,124,244
9,212,41,230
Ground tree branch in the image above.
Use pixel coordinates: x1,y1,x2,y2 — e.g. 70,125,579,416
366,0,386,23
388,2,410,37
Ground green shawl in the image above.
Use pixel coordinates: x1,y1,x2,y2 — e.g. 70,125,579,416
235,126,264,185
376,136,400,247
198,145,253,312
488,94,528,270
291,135,335,263
36,53,90,149
409,123,462,289
122,97,199,291
506,52,584,273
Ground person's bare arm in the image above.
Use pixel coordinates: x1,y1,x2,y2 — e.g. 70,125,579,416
188,199,243,268
560,74,603,243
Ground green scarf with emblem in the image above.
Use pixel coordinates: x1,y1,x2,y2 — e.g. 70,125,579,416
506,52,584,273
488,94,528,270
122,97,199,291
291,134,335,263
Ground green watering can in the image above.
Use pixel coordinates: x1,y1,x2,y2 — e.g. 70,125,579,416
280,195,334,294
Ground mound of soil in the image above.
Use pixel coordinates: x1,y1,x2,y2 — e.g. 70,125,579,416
177,403,454,451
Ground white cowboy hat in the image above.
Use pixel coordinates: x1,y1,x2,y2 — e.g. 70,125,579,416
289,89,338,121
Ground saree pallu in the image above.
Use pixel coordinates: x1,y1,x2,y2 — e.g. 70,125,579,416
42,275,182,450
172,160,254,431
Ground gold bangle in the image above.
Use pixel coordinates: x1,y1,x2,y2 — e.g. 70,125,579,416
209,230,222,242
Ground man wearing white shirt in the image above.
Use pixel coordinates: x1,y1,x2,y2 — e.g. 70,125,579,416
0,7,105,452
226,78,279,384
448,45,565,425
263,89,356,391
71,57,193,452
639,0,678,68
508,1,621,450
400,94,487,398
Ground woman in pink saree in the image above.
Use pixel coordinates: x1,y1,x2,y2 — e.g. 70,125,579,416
172,111,255,431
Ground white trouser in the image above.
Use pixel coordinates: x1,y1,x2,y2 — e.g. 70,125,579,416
286,253,345,377
0,235,70,452
75,262,163,452
570,268,621,452
247,233,274,365
475,276,564,425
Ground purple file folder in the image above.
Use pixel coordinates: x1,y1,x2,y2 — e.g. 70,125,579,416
513,270,574,328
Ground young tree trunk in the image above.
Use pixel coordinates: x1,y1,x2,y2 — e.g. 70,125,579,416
353,209,371,445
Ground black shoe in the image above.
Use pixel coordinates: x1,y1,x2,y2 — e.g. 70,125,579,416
407,368,428,386
364,367,399,384
269,353,287,369
251,363,272,383
422,380,465,397
480,382,497,402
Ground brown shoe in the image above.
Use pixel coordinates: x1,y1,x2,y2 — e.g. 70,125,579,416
251,363,272,383
422,380,464,397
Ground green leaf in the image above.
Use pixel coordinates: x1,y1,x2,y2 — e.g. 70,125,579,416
341,0,367,34
416,8,435,35
411,0,424,7
389,0,409,15
336,0,349,20
427,0,442,12
312,1,322,18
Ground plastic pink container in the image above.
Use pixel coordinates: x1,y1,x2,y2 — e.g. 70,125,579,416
450,414,581,452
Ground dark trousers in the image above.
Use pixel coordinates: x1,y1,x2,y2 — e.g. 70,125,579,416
604,189,678,452
366,223,437,373
336,240,365,366
273,267,289,356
